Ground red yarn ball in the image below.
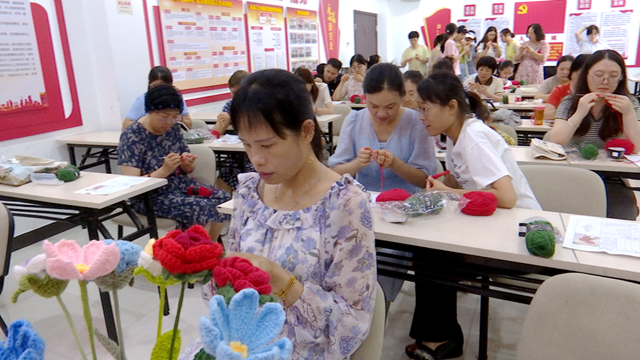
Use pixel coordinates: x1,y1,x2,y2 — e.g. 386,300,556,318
376,189,412,202
460,191,498,216
605,139,635,155
350,94,360,103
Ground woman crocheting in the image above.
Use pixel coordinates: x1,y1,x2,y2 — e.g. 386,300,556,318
225,69,377,359
118,84,231,240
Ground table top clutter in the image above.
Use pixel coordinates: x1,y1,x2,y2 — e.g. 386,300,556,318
0,172,167,209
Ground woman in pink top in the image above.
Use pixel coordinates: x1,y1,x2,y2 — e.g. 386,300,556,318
441,23,461,77
514,23,549,85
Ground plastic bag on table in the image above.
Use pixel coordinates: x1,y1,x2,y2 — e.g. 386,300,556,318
374,191,470,223
183,129,206,144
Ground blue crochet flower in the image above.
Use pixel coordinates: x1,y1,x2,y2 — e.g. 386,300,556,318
103,240,142,274
200,288,292,360
0,320,45,360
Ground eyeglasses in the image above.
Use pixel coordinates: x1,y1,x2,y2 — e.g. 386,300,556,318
589,73,621,84
157,113,182,124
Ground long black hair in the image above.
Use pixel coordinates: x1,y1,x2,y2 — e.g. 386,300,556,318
569,50,630,140
418,71,486,121
440,23,457,52
476,26,498,51
230,69,324,160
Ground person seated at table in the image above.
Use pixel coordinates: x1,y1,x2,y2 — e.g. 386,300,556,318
333,54,368,101
463,56,504,102
225,69,376,359
314,63,325,78
369,54,382,68
575,25,610,54
405,71,541,360
544,54,590,120
329,63,437,305
314,58,343,96
476,101,517,145
535,55,574,102
548,50,640,220
402,70,424,110
118,84,231,241
122,66,192,130
294,67,334,115
215,70,249,138
497,60,514,87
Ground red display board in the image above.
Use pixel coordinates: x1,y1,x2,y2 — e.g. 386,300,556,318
423,8,451,50
514,0,567,35
0,1,81,141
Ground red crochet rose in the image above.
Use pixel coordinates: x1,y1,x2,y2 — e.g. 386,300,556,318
163,225,212,250
213,257,272,295
153,227,223,275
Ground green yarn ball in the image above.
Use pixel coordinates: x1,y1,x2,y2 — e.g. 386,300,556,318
580,143,599,160
57,165,80,182
525,230,555,258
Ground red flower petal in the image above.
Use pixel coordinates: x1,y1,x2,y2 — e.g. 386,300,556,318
213,267,232,287
247,271,270,287
185,225,210,241
232,279,256,292
226,267,245,281
255,284,273,295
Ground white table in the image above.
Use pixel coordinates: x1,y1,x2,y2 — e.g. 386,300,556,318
493,102,536,111
435,146,571,167
0,172,167,341
57,131,121,172
515,119,552,133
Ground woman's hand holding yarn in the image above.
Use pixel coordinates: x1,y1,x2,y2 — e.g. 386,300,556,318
425,176,450,191
576,93,599,116
372,149,395,169
603,94,634,116
357,147,373,167
161,152,182,175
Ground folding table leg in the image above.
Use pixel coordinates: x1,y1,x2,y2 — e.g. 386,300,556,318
478,276,490,360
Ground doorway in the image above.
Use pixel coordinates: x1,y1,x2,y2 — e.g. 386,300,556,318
354,10,378,59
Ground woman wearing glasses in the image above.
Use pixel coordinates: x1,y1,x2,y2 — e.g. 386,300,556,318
118,84,231,240
549,50,640,219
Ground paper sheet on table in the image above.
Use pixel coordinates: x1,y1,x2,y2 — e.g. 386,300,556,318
563,215,640,257
624,154,640,167
215,134,241,144
332,101,345,105
75,177,151,195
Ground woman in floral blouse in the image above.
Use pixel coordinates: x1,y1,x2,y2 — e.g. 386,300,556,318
227,69,377,359
118,84,230,240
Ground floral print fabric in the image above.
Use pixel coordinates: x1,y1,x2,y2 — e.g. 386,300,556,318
515,40,549,85
229,173,377,360
118,121,230,228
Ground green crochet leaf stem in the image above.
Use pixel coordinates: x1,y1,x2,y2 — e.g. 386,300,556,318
151,330,181,360
134,267,181,287
194,348,217,360
157,283,167,340
57,294,88,360
112,289,127,360
79,280,98,360
95,329,125,360
168,281,187,360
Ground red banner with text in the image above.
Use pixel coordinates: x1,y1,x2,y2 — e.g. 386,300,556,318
423,8,452,50
319,0,339,60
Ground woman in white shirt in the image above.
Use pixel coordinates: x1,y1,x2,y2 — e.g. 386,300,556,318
294,67,334,115
575,25,610,54
475,26,502,61
463,56,504,102
405,70,540,360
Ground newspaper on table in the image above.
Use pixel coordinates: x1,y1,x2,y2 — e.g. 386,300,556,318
75,176,151,195
563,215,640,258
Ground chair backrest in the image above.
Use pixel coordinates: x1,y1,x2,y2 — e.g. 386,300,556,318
493,123,518,144
0,204,14,293
191,119,208,130
435,159,444,174
519,165,606,217
516,273,640,360
351,282,385,360
187,145,217,186
331,104,352,137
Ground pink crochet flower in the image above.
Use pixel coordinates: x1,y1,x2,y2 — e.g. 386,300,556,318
43,240,120,280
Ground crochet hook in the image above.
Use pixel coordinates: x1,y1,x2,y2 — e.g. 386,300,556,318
432,170,450,179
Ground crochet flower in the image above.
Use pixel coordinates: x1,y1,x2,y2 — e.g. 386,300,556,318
12,254,47,279
153,228,223,276
43,240,120,280
165,225,211,249
102,240,142,274
214,257,272,295
200,289,292,360
137,238,163,277
93,240,143,291
0,320,45,360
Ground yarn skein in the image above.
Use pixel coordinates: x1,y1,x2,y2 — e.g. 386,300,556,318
579,143,599,160
605,139,635,155
460,191,498,216
525,220,555,258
